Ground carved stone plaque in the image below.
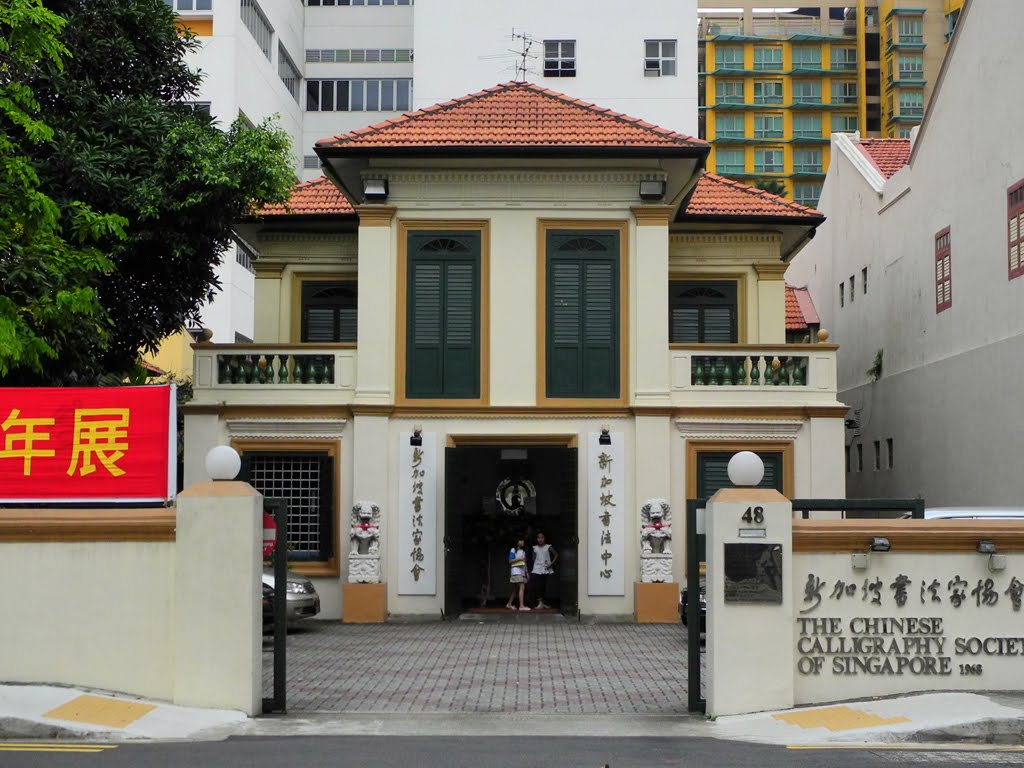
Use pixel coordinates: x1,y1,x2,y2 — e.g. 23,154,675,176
723,543,783,604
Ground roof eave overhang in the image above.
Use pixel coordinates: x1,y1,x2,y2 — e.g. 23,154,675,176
674,214,825,227
315,145,709,160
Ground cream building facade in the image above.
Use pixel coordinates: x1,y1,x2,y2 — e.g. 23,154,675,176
185,83,845,620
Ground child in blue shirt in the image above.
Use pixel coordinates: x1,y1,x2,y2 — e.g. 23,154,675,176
505,537,530,611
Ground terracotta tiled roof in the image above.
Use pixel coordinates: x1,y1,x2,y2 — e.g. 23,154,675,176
683,173,823,219
258,176,354,217
316,82,707,151
857,138,911,179
785,285,821,331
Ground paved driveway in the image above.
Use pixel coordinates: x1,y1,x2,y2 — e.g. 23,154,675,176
264,622,700,714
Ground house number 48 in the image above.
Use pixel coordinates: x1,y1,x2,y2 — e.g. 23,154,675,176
741,506,764,524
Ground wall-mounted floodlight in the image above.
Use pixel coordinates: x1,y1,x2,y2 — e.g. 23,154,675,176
870,537,891,552
976,540,997,555
363,178,389,202
638,180,666,201
977,540,1006,572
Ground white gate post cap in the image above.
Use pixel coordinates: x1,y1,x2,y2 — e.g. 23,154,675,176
205,445,241,481
727,451,764,487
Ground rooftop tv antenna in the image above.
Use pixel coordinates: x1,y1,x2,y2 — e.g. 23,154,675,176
511,29,536,81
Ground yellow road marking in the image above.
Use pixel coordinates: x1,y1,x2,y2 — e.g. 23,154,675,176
788,744,1024,751
773,705,910,732
44,694,156,729
0,744,117,753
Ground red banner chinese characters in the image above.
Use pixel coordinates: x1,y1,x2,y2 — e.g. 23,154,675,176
0,386,174,502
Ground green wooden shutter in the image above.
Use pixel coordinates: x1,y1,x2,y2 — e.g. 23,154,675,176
406,233,480,398
669,281,738,344
546,231,619,398
697,451,783,499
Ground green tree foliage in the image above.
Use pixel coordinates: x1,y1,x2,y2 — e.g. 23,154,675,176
0,0,126,379
1,0,294,384
755,179,788,197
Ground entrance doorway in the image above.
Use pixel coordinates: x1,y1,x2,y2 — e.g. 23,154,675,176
443,444,578,618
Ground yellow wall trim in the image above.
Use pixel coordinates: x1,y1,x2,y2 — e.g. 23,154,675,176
355,206,397,227
0,508,176,543
754,262,789,280
289,273,357,344
631,205,676,226
685,439,795,500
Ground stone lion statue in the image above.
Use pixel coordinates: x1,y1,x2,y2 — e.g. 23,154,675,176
350,500,381,555
640,498,672,555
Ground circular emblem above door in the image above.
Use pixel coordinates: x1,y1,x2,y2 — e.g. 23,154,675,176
496,477,537,516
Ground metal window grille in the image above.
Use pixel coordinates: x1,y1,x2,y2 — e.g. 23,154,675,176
544,40,576,77
235,243,256,274
165,0,213,10
306,48,413,63
243,453,334,561
1009,180,1024,279
240,0,272,60
278,44,302,102
644,39,676,77
306,78,413,112
935,227,952,312
303,155,320,169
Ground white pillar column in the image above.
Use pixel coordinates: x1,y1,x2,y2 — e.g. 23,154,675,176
355,206,396,404
173,480,262,715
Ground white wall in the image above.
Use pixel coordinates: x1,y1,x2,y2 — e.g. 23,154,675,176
0,542,176,700
786,0,1024,506
412,0,699,136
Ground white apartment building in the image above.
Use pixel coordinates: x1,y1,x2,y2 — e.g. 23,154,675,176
786,0,1024,506
169,0,698,342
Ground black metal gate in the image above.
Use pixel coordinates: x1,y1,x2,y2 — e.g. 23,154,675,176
263,497,288,713
556,447,579,618
443,447,467,619
684,496,925,713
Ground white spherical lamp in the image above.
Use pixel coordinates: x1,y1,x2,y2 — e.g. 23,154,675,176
205,445,241,481
727,451,764,487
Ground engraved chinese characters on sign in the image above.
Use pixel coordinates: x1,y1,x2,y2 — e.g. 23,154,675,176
588,433,624,596
398,432,436,595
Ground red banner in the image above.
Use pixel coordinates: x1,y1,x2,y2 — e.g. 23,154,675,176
0,385,174,503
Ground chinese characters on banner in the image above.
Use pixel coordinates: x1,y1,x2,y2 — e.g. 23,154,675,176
398,432,436,595
0,386,175,502
588,432,624,596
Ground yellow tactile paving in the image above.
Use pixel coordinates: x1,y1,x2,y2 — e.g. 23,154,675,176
43,694,156,729
773,705,911,732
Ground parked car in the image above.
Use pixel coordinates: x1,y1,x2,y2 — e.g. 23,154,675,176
922,507,1024,520
262,568,320,625
679,582,706,633
262,583,274,634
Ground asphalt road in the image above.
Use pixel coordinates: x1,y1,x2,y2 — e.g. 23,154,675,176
2,736,1023,767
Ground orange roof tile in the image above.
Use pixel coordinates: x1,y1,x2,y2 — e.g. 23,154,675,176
857,138,911,179
683,173,823,219
258,176,354,217
316,82,707,152
785,285,820,330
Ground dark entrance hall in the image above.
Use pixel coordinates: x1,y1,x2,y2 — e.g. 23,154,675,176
443,444,578,617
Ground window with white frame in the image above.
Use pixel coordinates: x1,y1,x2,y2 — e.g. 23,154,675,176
898,17,923,44
791,46,821,69
164,0,212,10
792,80,821,104
715,80,744,104
831,80,858,104
753,46,782,70
543,40,576,77
794,182,821,208
306,48,413,63
278,44,302,102
792,114,822,138
753,113,783,138
898,54,924,78
831,114,858,132
830,46,857,70
754,147,783,173
714,46,744,70
716,149,745,174
715,114,744,138
306,78,413,111
793,148,822,174
644,39,677,76
753,80,783,104
240,0,272,60
898,90,924,117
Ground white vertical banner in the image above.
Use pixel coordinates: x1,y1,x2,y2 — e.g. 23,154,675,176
398,432,437,595
588,432,625,596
